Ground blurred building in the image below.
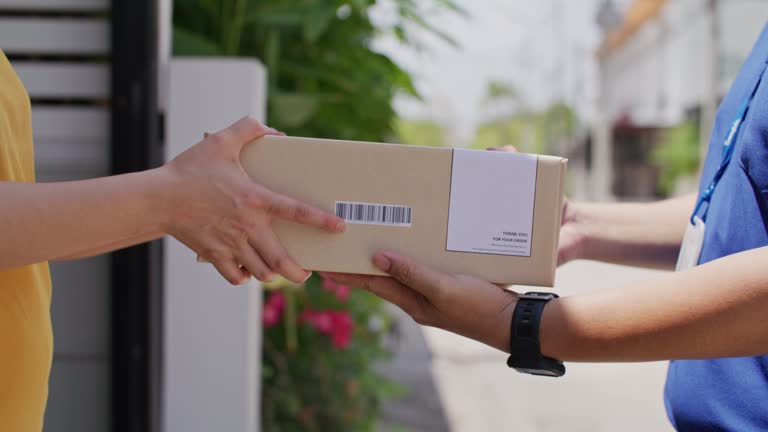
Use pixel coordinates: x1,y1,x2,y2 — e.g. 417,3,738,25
582,0,767,200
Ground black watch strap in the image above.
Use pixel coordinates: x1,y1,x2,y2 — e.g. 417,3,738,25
507,292,565,377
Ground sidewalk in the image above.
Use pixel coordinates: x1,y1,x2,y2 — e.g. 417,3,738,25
378,305,451,432
382,261,675,432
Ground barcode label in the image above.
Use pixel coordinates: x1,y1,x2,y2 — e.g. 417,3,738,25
335,201,412,227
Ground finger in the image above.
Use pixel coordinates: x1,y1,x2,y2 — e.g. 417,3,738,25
225,116,279,143
268,191,346,233
251,231,310,283
237,242,276,282
371,251,446,299
487,145,518,153
211,258,251,286
322,273,427,318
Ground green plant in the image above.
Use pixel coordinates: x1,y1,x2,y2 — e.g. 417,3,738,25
480,81,523,149
173,0,464,142
652,121,700,195
485,81,519,101
471,103,577,154
172,1,461,430
261,276,405,432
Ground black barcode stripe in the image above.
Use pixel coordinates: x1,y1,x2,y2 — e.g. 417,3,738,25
335,201,412,226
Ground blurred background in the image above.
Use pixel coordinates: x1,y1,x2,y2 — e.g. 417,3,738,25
1,0,767,431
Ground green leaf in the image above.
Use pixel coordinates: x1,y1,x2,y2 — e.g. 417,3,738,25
243,3,314,27
280,61,360,93
401,9,460,47
394,70,420,99
432,0,470,17
486,81,518,101
264,29,281,90
652,121,700,195
172,26,224,56
271,93,320,127
303,6,337,43
244,9,305,26
395,0,418,10
393,25,408,43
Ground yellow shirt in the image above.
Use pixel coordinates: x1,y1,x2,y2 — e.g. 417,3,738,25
0,49,54,431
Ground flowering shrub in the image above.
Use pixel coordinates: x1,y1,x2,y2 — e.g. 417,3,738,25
261,274,404,431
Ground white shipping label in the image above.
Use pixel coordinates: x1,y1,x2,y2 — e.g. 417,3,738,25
446,149,537,257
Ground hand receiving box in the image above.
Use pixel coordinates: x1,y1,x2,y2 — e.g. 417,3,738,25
240,136,567,286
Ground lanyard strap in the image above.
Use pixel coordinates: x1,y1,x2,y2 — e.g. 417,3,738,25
690,61,768,224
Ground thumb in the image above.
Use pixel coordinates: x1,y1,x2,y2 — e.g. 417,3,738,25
487,145,518,153
223,116,280,148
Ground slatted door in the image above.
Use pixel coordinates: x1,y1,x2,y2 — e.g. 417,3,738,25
0,1,112,431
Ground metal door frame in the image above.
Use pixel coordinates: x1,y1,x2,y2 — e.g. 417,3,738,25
111,1,163,431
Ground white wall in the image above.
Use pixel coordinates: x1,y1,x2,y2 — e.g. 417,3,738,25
164,58,267,432
603,18,667,126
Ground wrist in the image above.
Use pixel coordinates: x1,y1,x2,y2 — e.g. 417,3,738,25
494,296,517,353
145,165,181,235
560,200,592,262
506,292,566,376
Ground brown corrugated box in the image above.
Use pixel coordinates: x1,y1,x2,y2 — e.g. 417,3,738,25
241,136,567,286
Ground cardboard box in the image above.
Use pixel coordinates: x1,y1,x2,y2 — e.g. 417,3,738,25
240,136,567,286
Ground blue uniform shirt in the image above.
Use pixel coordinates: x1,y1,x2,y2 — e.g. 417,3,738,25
664,23,768,431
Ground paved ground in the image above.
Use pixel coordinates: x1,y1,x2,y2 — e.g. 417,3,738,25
378,305,452,432
381,261,676,432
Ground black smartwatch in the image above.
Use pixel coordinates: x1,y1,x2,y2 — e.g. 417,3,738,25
506,292,565,377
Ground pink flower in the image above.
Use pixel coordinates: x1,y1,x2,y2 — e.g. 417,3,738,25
301,309,333,334
313,312,334,334
262,292,285,328
330,311,353,349
322,278,351,302
322,278,336,292
334,284,350,302
332,330,351,349
300,309,354,349
263,306,281,327
268,291,285,309
330,311,353,330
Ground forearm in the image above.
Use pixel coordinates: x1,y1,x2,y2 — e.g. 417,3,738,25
540,246,768,362
0,168,171,269
573,193,695,269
